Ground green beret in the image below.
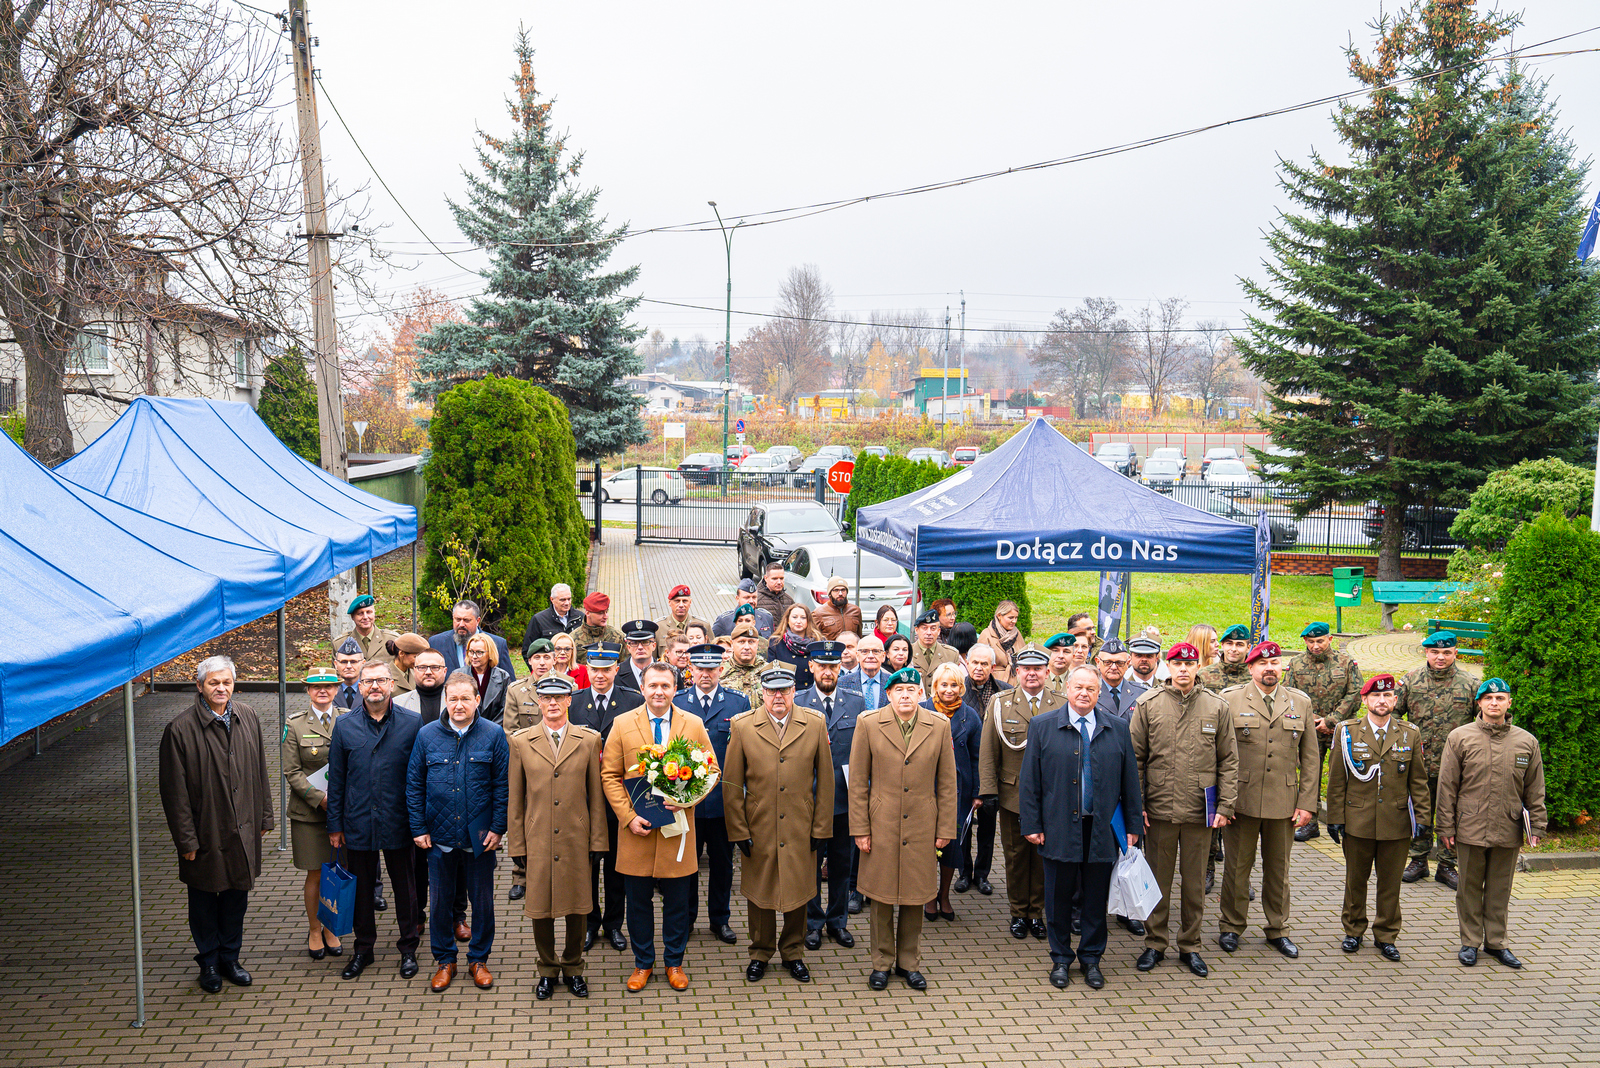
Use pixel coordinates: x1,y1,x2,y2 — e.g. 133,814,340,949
1420,631,1457,649
884,666,923,690
734,604,755,618
1475,677,1510,700
1219,624,1251,643
1044,632,1075,650
347,594,375,616
526,638,553,655
1300,622,1330,638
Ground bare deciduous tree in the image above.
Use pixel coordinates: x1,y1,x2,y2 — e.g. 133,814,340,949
1183,319,1239,421
1030,297,1129,418
1128,298,1191,418
733,264,833,404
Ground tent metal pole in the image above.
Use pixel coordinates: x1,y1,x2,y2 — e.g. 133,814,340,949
411,539,418,632
1124,574,1133,642
366,559,373,596
277,608,288,851
123,681,146,1028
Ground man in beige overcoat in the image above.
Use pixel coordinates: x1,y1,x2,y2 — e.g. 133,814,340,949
723,665,834,983
848,666,957,992
507,674,609,999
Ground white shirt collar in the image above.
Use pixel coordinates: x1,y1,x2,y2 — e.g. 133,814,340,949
1071,708,1097,733
1366,714,1393,733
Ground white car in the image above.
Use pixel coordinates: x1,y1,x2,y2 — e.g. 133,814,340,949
1150,446,1187,470
1200,447,1239,479
1141,458,1184,489
600,466,686,505
782,542,915,627
1204,458,1255,492
817,444,856,462
764,445,803,471
733,453,792,486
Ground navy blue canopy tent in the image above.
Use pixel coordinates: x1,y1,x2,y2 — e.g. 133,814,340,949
856,417,1258,575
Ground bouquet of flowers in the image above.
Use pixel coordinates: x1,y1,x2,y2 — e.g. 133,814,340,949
633,737,720,855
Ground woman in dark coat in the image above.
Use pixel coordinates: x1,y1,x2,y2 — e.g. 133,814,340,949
765,602,820,691
921,662,982,921
464,632,511,724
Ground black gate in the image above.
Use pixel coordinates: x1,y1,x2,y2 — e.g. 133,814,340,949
625,465,846,546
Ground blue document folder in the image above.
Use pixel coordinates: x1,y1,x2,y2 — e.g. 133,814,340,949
628,776,675,829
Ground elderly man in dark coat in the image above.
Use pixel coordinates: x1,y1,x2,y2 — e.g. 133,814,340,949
158,655,274,994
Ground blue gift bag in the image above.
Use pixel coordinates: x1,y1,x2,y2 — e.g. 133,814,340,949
318,849,356,937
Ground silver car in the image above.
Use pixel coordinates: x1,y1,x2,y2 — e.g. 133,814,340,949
782,542,914,628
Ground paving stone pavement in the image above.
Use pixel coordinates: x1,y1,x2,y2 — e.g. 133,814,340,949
1343,630,1484,681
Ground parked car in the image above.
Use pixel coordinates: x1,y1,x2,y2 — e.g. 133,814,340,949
817,444,856,462
951,446,982,467
738,501,844,578
734,453,793,486
906,447,951,467
859,445,890,459
1094,441,1139,477
765,445,803,471
1200,447,1239,479
783,542,916,623
1193,493,1299,550
1141,457,1184,490
1204,458,1255,492
791,453,836,489
1362,501,1463,551
1258,445,1298,484
678,452,725,486
1150,446,1187,471
725,443,754,465
600,466,687,505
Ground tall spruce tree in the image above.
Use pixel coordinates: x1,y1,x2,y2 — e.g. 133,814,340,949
417,30,645,460
1237,1,1600,580
257,346,321,463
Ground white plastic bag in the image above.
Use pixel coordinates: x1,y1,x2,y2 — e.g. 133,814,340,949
1109,845,1162,921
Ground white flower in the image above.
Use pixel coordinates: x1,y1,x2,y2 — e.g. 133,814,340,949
1403,623,1414,631
1482,562,1492,570
1493,571,1503,578
650,762,661,772
694,766,708,779
690,749,707,764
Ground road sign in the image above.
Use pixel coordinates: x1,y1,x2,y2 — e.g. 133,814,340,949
827,460,854,495
663,422,686,439
735,418,746,432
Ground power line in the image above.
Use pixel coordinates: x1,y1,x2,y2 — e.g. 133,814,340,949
635,297,1236,335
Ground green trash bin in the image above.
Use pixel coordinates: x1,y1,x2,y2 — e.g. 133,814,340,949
1332,566,1364,633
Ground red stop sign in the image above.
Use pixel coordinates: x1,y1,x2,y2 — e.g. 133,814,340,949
827,460,854,495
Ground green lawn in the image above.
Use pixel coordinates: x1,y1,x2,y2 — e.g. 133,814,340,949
1025,571,1433,644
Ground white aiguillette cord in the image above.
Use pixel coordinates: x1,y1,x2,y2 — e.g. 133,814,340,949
1339,723,1382,784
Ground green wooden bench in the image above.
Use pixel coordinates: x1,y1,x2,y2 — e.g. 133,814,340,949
1370,580,1466,632
1428,618,1491,659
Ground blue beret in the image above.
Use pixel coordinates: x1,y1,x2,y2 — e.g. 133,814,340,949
1475,677,1510,700
1300,622,1330,638
1219,624,1251,643
1420,632,1457,649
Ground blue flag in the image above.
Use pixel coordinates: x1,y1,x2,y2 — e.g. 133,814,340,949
1581,186,1600,261
1097,570,1129,641
1250,510,1272,643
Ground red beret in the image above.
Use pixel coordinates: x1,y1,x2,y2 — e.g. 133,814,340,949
1361,673,1397,696
668,585,691,600
1245,640,1282,664
582,591,610,612
1166,642,1200,662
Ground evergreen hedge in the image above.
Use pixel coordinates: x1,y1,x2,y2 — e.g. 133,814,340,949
421,376,588,636
1486,508,1600,824
257,347,320,464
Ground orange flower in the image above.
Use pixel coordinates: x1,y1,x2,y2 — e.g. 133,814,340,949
678,766,693,780
663,761,680,779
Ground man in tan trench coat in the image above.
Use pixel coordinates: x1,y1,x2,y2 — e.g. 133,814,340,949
600,662,714,992
507,674,609,999
723,665,834,983
849,666,957,992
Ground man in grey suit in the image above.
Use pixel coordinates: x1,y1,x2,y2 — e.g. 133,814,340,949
428,599,516,679
1095,639,1147,721
795,641,864,949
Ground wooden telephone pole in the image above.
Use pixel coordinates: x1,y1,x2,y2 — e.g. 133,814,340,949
287,0,346,480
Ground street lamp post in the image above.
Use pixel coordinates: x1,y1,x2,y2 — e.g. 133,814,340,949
709,201,738,498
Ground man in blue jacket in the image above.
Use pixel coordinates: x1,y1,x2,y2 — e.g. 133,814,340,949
675,643,750,945
407,670,510,993
1019,666,1143,991
327,661,425,981
796,640,866,949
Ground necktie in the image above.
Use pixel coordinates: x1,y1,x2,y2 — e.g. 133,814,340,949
866,679,878,709
595,695,607,721
1110,686,1121,712
321,713,330,729
824,695,834,718
1028,696,1038,716
1264,693,1274,717
550,730,562,756
341,685,358,710
1077,716,1093,814
1374,727,1385,750
701,695,711,717
652,717,665,745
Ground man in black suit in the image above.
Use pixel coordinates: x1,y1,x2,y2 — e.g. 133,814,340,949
959,643,1009,895
1018,666,1143,991
1094,639,1146,722
521,583,581,662
673,643,750,946
795,641,865,950
614,620,658,693
427,599,516,679
567,642,640,951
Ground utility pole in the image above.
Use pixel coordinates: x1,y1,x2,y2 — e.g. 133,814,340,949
288,0,346,481
710,202,736,497
941,307,950,449
959,291,966,425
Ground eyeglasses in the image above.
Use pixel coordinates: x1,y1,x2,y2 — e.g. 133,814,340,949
360,678,390,687
415,664,446,674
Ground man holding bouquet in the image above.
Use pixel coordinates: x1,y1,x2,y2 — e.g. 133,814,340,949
723,665,835,983
600,662,715,992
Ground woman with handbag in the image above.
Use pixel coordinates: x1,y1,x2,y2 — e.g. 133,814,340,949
282,668,345,959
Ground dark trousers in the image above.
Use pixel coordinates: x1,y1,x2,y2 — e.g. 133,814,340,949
1041,820,1114,967
589,810,626,934
961,802,997,879
186,886,249,969
349,847,421,958
427,846,496,965
696,815,734,929
808,812,854,931
625,872,695,970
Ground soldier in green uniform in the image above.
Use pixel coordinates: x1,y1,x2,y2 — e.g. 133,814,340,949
1043,633,1075,696
1395,632,1477,889
334,593,400,665
283,668,348,960
569,592,624,666
1199,624,1252,889
1286,621,1364,841
720,618,769,703
909,608,960,679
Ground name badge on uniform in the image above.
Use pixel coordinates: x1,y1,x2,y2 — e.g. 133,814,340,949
1202,723,1217,734
1005,718,1021,725
1515,754,1530,767
1238,711,1256,718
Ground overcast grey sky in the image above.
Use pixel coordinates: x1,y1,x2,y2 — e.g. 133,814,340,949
303,1,1600,345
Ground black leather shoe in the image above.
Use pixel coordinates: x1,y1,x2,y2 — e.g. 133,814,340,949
1116,915,1145,936
218,960,252,986
1294,822,1320,842
1377,942,1402,961
565,974,589,998
1485,946,1522,969
400,955,419,979
1435,866,1459,891
827,926,855,948
607,928,629,952
1204,867,1215,894
340,952,372,981
198,967,223,994
1459,946,1477,966
868,969,889,990
1135,948,1164,971
746,959,767,982
1179,951,1209,978
1030,918,1048,940
1081,963,1105,990
953,874,971,893
902,969,928,991
848,892,865,914
714,924,738,945
509,884,525,901
1009,917,1029,939
583,928,596,952
1341,935,1363,953
1267,937,1300,959
1401,858,1428,883
804,928,822,951
785,959,811,982
975,876,994,895
307,940,326,961
536,976,555,1000
1218,931,1240,953
1048,965,1071,988
373,890,387,912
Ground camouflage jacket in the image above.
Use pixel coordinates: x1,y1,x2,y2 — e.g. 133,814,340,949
1285,650,1364,728
570,623,624,664
1395,665,1477,779
1198,660,1251,694
721,657,769,704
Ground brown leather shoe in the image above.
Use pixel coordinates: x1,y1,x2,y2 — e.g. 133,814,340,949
666,966,689,991
468,962,493,989
626,967,652,992
454,921,471,943
430,962,456,992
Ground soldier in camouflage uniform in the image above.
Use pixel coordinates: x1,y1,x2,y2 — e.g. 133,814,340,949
570,592,624,666
1199,624,1253,891
1395,632,1477,889
720,618,769,703
1286,621,1364,841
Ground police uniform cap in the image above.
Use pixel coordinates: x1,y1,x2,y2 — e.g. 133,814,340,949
1475,677,1510,700
535,674,578,696
1360,673,1397,696
1012,643,1051,667
1420,631,1457,648
914,608,940,628
585,641,623,664
1127,636,1162,655
1098,638,1128,657
759,665,797,690
335,636,363,657
1219,624,1251,643
884,665,923,690
688,643,726,669
806,640,845,664
737,578,758,594
621,619,659,642
304,667,339,685
1300,621,1331,639
346,594,375,616
1044,631,1075,650
1245,640,1282,664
